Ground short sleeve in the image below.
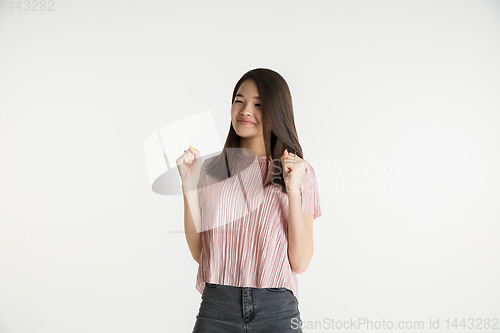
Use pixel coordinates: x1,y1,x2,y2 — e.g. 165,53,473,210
300,162,322,220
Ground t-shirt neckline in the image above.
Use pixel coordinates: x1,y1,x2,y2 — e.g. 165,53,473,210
237,153,270,160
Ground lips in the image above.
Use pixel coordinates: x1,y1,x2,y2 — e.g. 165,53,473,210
238,119,255,125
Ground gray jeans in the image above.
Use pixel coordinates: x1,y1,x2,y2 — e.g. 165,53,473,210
192,282,303,332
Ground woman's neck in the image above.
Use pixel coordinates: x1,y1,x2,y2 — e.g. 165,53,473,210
239,136,266,157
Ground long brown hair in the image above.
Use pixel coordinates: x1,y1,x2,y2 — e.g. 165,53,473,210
205,68,303,194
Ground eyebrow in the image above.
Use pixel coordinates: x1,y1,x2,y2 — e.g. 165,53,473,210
235,93,260,100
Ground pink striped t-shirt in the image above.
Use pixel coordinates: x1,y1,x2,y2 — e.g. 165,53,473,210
195,153,322,304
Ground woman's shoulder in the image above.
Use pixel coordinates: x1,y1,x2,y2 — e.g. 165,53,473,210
201,155,218,168
303,160,317,173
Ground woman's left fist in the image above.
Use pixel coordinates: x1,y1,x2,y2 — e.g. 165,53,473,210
280,148,307,193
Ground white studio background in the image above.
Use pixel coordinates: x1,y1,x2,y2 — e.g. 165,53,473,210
1,0,499,332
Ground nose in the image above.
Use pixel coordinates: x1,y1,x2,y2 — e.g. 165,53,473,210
240,108,251,116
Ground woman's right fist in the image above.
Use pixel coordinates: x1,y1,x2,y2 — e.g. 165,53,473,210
176,145,202,192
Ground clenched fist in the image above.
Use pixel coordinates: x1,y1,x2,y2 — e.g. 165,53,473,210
280,148,307,194
176,145,202,192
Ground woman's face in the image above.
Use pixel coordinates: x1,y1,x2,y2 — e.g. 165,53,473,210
231,79,263,138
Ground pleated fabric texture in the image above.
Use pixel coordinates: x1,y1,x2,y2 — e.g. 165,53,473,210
194,153,322,304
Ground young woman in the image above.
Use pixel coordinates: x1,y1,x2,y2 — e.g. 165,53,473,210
176,68,322,332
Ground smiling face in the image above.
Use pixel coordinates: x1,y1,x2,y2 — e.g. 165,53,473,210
231,79,263,138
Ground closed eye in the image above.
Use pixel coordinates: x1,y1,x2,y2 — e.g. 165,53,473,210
235,100,260,107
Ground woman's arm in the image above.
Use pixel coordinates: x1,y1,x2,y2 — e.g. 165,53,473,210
287,189,314,274
280,149,315,273
183,186,202,264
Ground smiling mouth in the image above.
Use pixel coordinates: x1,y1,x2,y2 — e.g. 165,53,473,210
238,120,254,125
